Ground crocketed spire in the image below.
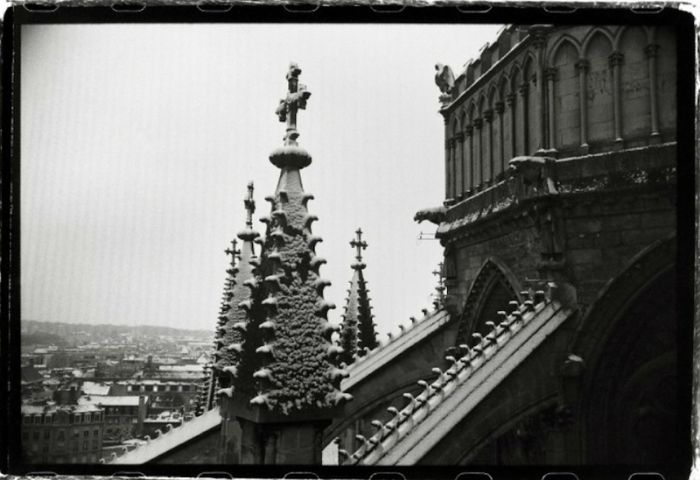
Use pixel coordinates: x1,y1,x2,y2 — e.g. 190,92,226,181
241,63,350,414
214,183,262,396
432,262,446,309
339,228,377,365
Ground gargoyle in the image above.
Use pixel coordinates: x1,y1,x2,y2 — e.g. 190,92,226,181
508,156,558,194
414,206,447,225
434,63,455,94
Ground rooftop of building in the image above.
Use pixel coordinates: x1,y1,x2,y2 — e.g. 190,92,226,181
81,381,111,396
21,366,44,384
22,403,102,415
79,395,143,407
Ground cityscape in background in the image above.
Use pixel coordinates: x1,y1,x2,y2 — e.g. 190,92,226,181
20,319,214,463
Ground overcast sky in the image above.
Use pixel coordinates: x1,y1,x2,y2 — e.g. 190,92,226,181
21,23,503,338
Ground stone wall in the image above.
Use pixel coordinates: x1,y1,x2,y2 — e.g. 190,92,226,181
440,143,676,328
441,25,677,203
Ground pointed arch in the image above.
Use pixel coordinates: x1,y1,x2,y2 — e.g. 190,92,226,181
521,51,537,80
581,27,614,58
454,257,523,346
487,83,498,106
547,34,582,67
522,53,536,154
467,100,476,121
550,35,581,151
509,63,522,93
573,235,679,464
613,25,651,51
618,25,652,141
497,75,508,99
477,92,487,115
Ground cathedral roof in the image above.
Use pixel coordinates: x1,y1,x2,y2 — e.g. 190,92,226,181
342,308,450,391
342,292,573,465
105,407,221,464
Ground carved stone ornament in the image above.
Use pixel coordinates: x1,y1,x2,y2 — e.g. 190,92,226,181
435,63,456,104
414,206,448,225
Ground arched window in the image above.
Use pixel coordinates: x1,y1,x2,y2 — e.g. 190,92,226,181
618,27,651,143
583,30,614,147
551,38,581,152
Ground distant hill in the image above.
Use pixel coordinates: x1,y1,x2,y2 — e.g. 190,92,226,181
22,320,213,340
22,331,69,347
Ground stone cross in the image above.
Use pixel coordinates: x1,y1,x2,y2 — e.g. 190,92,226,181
225,238,240,258
350,228,368,262
243,181,256,228
275,62,311,146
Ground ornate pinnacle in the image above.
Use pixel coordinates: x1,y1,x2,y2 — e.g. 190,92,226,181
432,262,446,307
244,181,256,228
275,62,311,147
350,228,368,262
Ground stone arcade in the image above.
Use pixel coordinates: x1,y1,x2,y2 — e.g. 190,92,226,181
106,24,680,466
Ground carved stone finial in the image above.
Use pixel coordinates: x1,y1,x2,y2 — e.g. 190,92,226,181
275,62,311,147
224,238,240,258
350,228,368,262
244,181,256,228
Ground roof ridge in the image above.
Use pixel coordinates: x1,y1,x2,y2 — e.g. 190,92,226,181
342,307,448,387
103,407,221,465
341,291,562,464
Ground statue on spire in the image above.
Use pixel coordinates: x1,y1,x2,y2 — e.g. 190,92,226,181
275,62,311,147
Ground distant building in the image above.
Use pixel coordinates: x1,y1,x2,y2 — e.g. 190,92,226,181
80,395,148,445
21,386,104,464
110,379,199,413
21,366,44,392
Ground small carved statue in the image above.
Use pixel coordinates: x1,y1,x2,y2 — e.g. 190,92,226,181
414,206,447,225
434,63,455,98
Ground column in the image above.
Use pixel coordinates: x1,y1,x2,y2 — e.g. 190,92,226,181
506,93,516,160
645,44,661,143
483,109,494,185
473,118,483,190
545,67,557,152
454,132,464,199
463,126,472,195
609,51,624,148
518,83,529,155
575,59,589,153
445,138,454,201
495,101,505,179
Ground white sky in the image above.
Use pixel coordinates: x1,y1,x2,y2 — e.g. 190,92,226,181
21,23,502,337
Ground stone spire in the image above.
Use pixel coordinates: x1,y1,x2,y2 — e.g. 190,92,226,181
211,239,238,387
213,183,261,395
245,63,349,415
339,228,377,364
432,262,446,309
